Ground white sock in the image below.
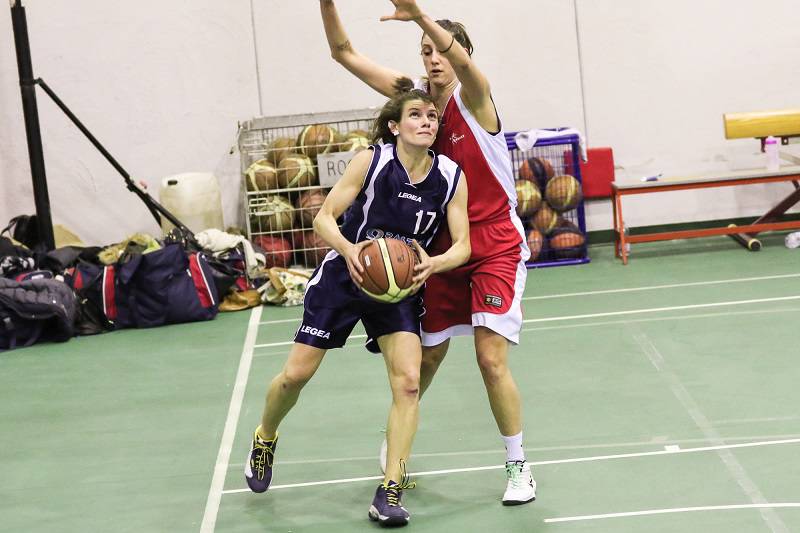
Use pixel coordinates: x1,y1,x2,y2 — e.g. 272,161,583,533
502,431,525,462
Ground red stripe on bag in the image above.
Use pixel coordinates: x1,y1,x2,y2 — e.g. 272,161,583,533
103,265,117,320
73,269,84,290
188,254,214,308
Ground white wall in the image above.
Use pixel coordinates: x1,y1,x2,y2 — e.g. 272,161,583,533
2,0,799,245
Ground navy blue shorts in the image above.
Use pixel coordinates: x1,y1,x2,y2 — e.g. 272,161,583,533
294,254,423,353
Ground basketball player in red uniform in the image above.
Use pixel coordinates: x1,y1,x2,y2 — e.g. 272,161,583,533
320,0,536,506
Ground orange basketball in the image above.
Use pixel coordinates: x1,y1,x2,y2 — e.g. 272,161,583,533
299,230,331,267
357,238,417,303
545,174,583,212
296,190,327,228
277,154,317,189
265,137,297,166
532,203,559,235
549,222,586,259
519,156,555,187
244,159,278,192
297,124,339,160
515,179,542,218
527,228,545,262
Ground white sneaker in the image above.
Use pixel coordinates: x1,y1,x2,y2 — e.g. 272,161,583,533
379,437,387,474
502,460,536,506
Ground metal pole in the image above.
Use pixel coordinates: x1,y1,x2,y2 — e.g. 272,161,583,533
10,0,55,250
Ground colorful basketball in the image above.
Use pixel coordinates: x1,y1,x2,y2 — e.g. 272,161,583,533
253,235,292,268
297,124,339,160
515,179,542,218
527,228,545,262
277,154,317,189
244,159,278,192
265,137,297,166
545,174,583,212
549,220,586,259
532,203,559,235
518,156,555,187
300,230,331,267
357,238,417,303
296,190,327,228
250,195,294,233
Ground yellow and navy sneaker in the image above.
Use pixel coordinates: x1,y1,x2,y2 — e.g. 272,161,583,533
244,429,277,493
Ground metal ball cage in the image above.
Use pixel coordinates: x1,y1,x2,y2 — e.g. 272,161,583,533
506,131,591,268
238,110,589,270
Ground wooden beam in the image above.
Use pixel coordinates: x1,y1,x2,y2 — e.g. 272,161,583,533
723,109,800,139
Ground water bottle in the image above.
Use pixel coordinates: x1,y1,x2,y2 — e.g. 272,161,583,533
765,136,780,171
786,231,800,249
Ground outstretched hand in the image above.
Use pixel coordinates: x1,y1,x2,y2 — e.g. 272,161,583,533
379,0,423,22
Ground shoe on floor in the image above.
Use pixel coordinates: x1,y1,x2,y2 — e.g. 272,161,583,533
502,460,536,506
244,429,278,493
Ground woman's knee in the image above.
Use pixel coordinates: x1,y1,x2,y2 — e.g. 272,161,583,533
390,367,421,398
476,351,508,384
280,363,315,390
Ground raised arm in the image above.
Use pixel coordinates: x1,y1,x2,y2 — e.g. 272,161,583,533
381,0,498,131
320,0,410,97
313,148,373,283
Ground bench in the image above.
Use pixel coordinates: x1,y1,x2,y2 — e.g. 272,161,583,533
612,166,800,264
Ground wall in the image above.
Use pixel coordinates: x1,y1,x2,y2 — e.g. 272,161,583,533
1,1,798,245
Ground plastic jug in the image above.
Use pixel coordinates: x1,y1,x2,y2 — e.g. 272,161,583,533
159,172,224,235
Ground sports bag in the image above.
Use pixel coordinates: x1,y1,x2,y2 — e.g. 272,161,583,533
100,244,219,329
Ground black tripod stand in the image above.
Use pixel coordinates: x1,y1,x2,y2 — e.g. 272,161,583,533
10,0,193,251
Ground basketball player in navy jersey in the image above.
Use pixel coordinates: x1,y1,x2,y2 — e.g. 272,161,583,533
245,89,470,527
320,0,537,506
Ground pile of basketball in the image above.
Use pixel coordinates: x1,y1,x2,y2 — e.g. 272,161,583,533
516,156,586,261
244,125,371,270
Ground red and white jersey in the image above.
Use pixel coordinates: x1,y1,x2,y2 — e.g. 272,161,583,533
415,80,529,260
416,81,516,223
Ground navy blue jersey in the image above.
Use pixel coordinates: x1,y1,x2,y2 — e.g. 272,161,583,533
339,144,462,250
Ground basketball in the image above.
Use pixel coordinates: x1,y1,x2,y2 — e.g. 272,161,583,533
527,228,545,262
296,190,327,228
515,179,542,218
518,156,555,187
265,137,297,166
532,203,559,235
545,174,583,212
244,159,278,192
549,221,586,259
357,238,417,303
250,195,294,233
340,132,370,152
299,230,331,267
253,235,292,268
297,124,339,160
277,154,317,189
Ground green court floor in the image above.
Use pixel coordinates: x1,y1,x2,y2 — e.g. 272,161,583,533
2,235,799,532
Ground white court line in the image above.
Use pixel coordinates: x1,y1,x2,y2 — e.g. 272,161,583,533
220,437,800,495
522,295,800,324
544,503,800,523
258,317,302,326
255,274,800,326
200,305,263,533
632,328,787,531
523,273,800,300
226,432,800,470
521,307,800,332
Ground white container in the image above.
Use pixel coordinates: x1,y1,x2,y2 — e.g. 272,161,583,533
765,136,780,171
159,172,224,235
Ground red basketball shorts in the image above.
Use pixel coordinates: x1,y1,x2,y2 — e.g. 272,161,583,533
421,216,529,346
